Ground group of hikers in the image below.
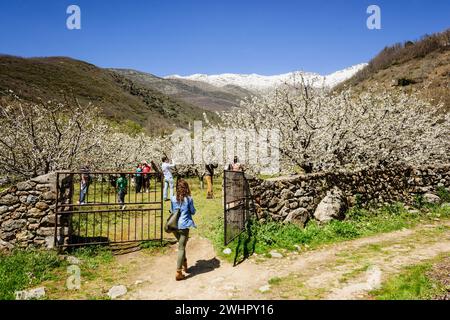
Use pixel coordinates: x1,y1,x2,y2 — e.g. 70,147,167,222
78,156,245,281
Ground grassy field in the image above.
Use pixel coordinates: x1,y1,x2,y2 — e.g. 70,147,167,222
369,254,450,300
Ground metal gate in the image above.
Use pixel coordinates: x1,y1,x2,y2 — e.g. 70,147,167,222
223,170,255,245
55,171,163,247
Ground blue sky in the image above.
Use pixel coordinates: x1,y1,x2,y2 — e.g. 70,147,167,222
0,0,448,76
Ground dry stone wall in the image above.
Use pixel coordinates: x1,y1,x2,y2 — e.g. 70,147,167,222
0,173,67,251
249,165,450,226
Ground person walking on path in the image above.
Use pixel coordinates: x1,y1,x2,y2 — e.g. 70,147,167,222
162,156,175,201
204,163,218,199
170,179,197,281
117,173,128,210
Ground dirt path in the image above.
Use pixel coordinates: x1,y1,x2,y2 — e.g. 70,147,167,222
121,220,450,300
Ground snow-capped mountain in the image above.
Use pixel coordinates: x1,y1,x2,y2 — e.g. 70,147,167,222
166,63,367,93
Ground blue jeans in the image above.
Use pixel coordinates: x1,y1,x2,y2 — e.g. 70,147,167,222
79,186,88,203
163,177,174,200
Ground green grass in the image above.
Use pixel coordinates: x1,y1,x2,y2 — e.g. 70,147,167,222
216,202,450,262
0,249,64,300
370,256,449,300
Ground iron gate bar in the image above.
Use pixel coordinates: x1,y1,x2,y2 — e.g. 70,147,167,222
223,170,255,246
55,171,164,247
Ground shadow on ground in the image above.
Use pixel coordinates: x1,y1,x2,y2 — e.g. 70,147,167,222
186,258,221,278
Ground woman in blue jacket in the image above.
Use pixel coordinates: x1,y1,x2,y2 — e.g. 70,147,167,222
171,179,196,281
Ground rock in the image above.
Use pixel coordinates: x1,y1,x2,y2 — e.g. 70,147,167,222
441,203,450,209
40,214,56,227
1,219,26,232
44,236,54,249
31,173,56,185
0,231,15,241
269,250,283,258
66,256,81,265
289,201,299,209
259,285,271,293
294,189,304,197
223,248,232,255
28,223,40,230
26,195,39,205
268,197,280,208
134,280,144,286
314,187,347,223
107,285,127,299
0,239,14,251
35,202,49,211
42,191,56,201
284,208,309,227
28,208,45,218
0,194,19,206
294,245,301,251
36,227,54,237
16,230,34,241
36,184,52,192
16,181,34,191
15,287,46,300
280,189,294,200
0,177,10,187
0,205,8,215
423,193,441,204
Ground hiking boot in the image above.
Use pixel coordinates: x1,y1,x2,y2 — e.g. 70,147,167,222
183,259,188,273
176,269,186,281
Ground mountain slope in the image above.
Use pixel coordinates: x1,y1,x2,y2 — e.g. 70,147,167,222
110,68,254,111
337,29,450,110
166,63,367,93
0,55,215,134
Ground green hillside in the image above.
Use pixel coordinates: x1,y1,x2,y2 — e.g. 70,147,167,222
0,55,216,134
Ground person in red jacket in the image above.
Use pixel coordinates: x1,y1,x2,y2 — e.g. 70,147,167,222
142,161,152,192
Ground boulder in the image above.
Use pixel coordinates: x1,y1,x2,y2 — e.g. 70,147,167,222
423,193,441,204
0,239,14,251
284,208,309,227
1,219,26,232
314,187,347,223
268,197,280,208
269,250,283,258
259,285,271,293
35,202,49,211
16,230,34,241
16,181,34,191
0,205,8,215
0,231,15,241
66,256,81,265
107,285,127,299
42,191,56,201
28,207,45,218
26,195,39,205
31,173,56,185
37,227,54,237
280,189,294,200
15,287,46,300
0,194,19,206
